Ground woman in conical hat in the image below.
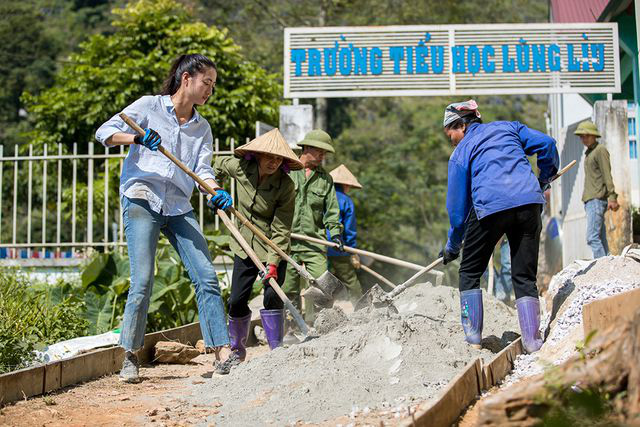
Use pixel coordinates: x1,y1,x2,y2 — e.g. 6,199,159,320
326,164,363,300
211,128,301,373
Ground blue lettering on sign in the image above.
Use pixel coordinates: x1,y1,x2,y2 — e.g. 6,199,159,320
324,47,337,76
592,43,605,71
502,45,515,72
339,46,352,75
467,45,481,75
370,47,383,75
289,39,610,77
389,46,404,74
482,46,495,73
532,44,546,72
516,44,530,72
567,44,580,72
406,46,414,74
432,46,444,73
291,49,306,76
354,47,368,74
548,44,561,71
308,49,322,76
416,45,429,73
452,46,466,73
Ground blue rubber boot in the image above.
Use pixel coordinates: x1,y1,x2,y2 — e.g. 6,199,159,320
460,289,483,348
516,296,543,353
260,309,284,350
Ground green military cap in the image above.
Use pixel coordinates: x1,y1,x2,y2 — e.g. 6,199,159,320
298,129,335,153
574,120,601,137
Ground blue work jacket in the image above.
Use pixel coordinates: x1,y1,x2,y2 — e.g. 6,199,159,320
327,187,357,256
445,121,559,254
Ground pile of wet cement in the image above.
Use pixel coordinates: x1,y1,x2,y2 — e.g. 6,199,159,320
186,283,517,426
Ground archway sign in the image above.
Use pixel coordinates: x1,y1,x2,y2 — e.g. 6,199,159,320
284,23,620,98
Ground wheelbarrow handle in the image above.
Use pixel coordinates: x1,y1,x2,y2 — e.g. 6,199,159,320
119,113,311,336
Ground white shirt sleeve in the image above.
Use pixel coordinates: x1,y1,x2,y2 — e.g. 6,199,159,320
95,96,153,147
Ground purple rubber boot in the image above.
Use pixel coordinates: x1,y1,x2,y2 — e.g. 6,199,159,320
260,309,284,350
228,313,252,360
460,289,483,348
516,296,543,353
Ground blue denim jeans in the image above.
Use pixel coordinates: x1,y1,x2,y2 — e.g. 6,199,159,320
494,239,513,301
120,196,230,351
585,198,609,259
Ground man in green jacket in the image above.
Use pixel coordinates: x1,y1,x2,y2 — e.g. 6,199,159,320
575,120,619,258
282,129,343,321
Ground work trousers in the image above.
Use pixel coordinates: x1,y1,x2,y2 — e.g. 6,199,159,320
282,251,327,321
459,204,541,300
228,255,286,318
328,255,362,299
585,198,609,259
120,197,230,351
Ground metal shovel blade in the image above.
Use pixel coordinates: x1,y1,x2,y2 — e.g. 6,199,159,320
301,270,345,307
354,284,395,311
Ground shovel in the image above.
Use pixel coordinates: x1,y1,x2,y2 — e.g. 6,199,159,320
355,257,444,311
119,113,317,341
353,159,577,311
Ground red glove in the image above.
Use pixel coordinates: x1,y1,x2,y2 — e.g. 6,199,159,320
262,264,278,286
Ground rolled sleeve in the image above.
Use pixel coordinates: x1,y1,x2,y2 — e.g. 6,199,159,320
95,96,152,147
194,126,215,183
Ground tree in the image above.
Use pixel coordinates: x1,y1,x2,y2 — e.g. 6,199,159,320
24,0,282,147
0,2,59,143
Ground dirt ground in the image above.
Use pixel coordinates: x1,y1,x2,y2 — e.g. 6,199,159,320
0,347,271,427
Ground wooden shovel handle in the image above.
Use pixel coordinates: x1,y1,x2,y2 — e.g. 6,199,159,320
119,113,313,282
119,113,310,334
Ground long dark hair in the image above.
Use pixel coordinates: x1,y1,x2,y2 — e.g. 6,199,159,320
160,54,217,96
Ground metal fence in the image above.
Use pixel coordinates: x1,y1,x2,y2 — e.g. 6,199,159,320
0,138,243,258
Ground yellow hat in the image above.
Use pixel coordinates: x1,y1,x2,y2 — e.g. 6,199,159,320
330,164,362,189
234,128,304,171
574,120,601,137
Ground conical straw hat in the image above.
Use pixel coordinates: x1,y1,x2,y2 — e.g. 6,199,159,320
330,164,362,189
234,128,304,170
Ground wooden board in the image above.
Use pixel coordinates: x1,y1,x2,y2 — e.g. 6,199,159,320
0,322,202,404
583,288,640,336
60,347,121,388
0,366,44,404
483,338,523,388
43,361,62,394
404,359,482,427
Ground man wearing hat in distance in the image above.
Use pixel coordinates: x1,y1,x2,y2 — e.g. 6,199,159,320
211,128,302,373
440,99,559,354
282,129,342,321
574,120,619,259
326,164,363,300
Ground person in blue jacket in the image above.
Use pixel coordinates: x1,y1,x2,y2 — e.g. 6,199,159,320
440,100,559,354
326,164,363,299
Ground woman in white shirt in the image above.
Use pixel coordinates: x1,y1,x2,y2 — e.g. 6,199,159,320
96,54,234,382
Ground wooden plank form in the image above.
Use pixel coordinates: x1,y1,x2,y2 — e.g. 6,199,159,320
405,337,524,427
0,322,202,404
583,288,640,336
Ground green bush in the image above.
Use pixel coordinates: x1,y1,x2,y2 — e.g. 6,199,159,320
0,272,89,374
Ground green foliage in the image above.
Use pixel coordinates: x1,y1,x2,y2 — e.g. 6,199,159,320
24,0,282,147
80,232,233,334
0,272,89,374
